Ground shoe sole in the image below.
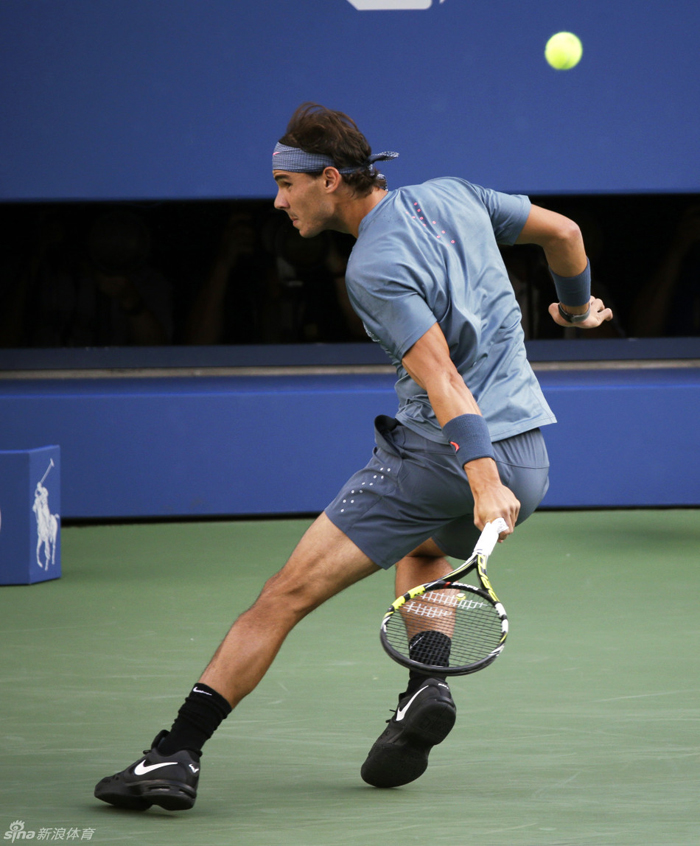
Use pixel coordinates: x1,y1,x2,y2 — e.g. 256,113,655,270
95,778,196,811
361,696,456,789
405,696,456,745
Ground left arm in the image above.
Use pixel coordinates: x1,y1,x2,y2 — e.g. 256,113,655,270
516,204,613,329
402,322,519,537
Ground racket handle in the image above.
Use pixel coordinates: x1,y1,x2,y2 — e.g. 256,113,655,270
474,518,509,557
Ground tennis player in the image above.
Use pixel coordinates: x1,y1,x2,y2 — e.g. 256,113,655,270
95,103,613,810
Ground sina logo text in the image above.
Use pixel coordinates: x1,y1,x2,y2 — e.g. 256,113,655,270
3,822,95,842
4,822,32,842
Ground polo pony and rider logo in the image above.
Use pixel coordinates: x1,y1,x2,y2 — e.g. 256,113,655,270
32,459,60,571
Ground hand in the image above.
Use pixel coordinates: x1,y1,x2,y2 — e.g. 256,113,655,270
464,457,520,540
549,296,613,329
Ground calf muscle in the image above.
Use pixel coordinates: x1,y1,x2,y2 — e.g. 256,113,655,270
199,513,379,706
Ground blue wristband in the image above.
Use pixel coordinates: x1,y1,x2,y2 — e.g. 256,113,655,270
550,258,591,307
442,414,495,467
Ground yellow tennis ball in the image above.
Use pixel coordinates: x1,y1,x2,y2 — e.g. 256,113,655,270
545,32,583,70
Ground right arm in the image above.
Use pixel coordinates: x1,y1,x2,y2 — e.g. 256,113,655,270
401,322,520,538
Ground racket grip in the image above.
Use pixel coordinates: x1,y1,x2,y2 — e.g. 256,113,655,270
474,518,509,556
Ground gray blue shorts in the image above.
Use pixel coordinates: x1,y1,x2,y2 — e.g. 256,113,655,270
325,415,550,569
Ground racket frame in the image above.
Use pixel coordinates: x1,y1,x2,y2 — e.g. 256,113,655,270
379,519,509,676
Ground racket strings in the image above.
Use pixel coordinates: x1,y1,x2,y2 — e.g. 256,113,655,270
385,586,505,670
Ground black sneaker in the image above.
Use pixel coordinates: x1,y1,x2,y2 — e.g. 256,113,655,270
361,678,456,788
94,731,200,811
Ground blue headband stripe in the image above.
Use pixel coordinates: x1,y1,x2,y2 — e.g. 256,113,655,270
272,143,398,175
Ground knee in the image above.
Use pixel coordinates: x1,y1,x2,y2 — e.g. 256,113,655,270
253,569,321,621
395,553,451,593
397,552,447,571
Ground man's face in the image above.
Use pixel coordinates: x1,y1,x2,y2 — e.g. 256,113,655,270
273,171,334,239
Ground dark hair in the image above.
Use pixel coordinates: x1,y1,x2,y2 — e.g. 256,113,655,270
279,102,387,196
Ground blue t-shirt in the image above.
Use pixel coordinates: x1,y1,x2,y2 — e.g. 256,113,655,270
345,177,556,443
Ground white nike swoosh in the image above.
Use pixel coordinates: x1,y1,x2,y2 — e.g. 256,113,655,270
396,686,429,721
193,686,212,696
133,759,179,776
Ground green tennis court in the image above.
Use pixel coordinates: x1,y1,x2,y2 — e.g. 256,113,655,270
1,509,698,846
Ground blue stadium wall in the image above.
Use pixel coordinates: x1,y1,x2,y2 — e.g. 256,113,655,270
2,2,699,519
1,362,698,519
1,0,699,200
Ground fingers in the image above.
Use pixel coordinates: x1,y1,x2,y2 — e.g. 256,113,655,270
498,508,519,541
490,521,514,543
500,505,519,538
590,297,614,323
474,497,520,542
549,296,614,328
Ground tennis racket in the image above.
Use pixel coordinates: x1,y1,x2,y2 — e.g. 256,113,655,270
380,518,509,676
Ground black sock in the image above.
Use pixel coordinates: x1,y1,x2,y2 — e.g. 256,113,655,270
403,631,452,697
157,683,232,756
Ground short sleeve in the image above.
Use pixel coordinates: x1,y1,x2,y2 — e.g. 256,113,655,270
346,273,437,363
471,185,531,245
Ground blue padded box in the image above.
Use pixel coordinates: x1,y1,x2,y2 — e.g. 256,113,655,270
0,446,61,585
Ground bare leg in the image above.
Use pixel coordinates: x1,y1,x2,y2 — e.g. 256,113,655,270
199,512,379,707
93,514,379,811
361,537,458,789
394,538,452,597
